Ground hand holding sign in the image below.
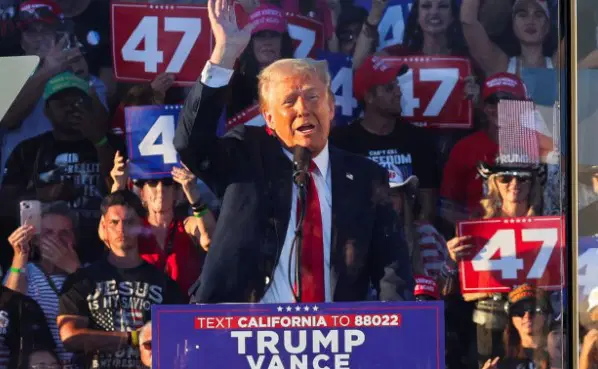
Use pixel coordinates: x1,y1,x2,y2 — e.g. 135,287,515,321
110,151,129,192
446,235,474,262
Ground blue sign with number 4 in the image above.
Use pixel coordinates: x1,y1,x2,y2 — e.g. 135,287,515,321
125,105,182,180
317,50,360,127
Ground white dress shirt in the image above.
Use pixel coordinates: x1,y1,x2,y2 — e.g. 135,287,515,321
201,61,333,303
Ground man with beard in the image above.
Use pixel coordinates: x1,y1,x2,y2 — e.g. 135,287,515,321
330,55,439,223
0,72,121,264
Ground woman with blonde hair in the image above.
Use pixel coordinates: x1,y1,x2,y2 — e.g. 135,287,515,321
441,154,546,368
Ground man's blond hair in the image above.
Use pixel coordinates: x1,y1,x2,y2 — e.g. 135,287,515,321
257,58,332,111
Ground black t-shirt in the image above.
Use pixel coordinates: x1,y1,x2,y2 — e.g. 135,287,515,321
69,1,111,75
0,285,54,369
498,348,547,369
2,132,123,263
330,120,440,189
59,257,186,369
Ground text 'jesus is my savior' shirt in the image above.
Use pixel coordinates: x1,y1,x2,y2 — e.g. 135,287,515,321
59,257,186,369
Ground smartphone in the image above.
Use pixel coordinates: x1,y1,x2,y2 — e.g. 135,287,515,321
20,200,42,235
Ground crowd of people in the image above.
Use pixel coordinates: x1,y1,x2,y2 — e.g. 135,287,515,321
0,0,593,368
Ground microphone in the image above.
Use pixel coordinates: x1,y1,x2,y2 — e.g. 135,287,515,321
292,146,312,188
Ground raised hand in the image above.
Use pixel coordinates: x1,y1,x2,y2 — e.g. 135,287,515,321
110,151,129,193
8,225,35,260
368,0,389,25
42,35,83,75
151,73,175,98
208,0,255,68
172,165,201,204
481,357,500,369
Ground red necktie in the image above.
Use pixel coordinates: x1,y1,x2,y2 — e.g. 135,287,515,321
296,161,325,302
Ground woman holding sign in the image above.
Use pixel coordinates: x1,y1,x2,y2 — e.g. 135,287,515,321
109,152,216,296
442,154,546,368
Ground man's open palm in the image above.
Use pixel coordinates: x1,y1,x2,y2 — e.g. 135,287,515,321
208,0,254,59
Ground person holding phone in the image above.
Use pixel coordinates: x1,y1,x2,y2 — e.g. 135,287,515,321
5,201,81,368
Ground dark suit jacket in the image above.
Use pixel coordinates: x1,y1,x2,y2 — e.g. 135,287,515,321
174,79,414,303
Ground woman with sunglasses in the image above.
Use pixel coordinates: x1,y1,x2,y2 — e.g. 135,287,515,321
482,284,553,369
109,153,216,296
442,154,545,368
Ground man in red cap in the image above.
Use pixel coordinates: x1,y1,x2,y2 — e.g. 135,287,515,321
330,55,439,223
439,72,528,228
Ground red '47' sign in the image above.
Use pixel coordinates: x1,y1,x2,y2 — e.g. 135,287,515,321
383,56,472,129
457,216,565,293
111,2,212,86
111,2,324,85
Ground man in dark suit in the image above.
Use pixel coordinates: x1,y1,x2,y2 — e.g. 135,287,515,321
174,0,413,303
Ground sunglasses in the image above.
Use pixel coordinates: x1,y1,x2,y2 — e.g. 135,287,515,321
496,174,532,184
138,178,175,187
30,365,61,369
511,305,548,318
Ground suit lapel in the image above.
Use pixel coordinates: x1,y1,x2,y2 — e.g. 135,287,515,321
329,147,358,298
261,135,293,253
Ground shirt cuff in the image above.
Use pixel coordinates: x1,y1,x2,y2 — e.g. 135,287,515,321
201,61,234,88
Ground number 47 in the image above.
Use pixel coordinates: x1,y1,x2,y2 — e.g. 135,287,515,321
471,228,559,280
122,16,201,74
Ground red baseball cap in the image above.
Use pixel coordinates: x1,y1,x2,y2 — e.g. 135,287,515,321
482,72,528,102
413,275,440,300
248,4,287,35
18,0,64,29
353,55,408,102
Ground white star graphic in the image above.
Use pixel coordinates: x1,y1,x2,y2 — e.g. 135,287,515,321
286,306,292,312
277,306,283,312
295,306,301,312
303,306,310,312
313,306,319,312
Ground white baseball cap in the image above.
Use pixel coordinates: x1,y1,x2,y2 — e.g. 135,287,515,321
587,287,598,313
388,167,419,190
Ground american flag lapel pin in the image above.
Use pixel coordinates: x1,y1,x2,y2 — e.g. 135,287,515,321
346,173,354,180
